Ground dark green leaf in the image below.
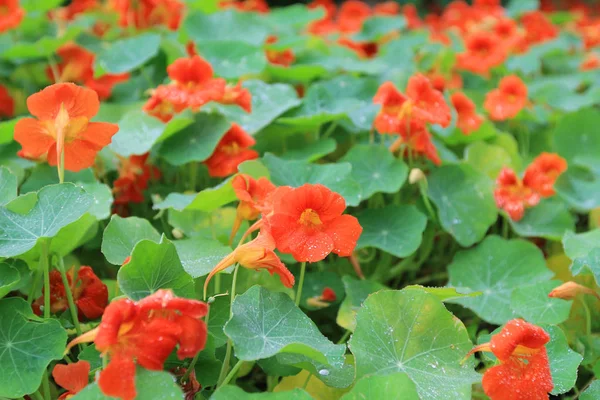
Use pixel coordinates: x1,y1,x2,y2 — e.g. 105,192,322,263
545,325,583,395
336,276,386,331
508,198,575,240
563,229,600,284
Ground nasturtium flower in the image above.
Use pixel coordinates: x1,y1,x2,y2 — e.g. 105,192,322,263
231,174,276,242
0,0,24,33
466,319,553,400
67,290,208,400
50,0,98,21
494,167,540,221
523,152,567,197
493,17,523,52
484,75,528,121
204,232,294,293
548,281,600,300
451,91,484,135
14,83,119,172
389,121,441,166
219,0,269,13
111,0,185,30
457,31,507,76
53,361,91,399
373,1,399,15
337,0,371,34
113,153,161,205
519,11,558,49
204,124,258,178
0,84,14,118
265,35,296,67
267,184,362,263
33,266,108,320
222,83,252,113
307,287,337,308
580,53,600,71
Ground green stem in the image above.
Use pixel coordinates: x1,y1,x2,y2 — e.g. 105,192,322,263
56,256,83,338
217,264,240,386
581,297,592,338
295,262,307,307
42,370,51,400
302,372,312,389
182,305,212,383
41,240,51,319
27,269,42,305
188,162,197,191
502,217,509,239
31,391,44,400
220,359,244,387
337,330,351,344
321,122,337,139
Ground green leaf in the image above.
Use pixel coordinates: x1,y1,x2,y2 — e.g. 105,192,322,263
21,0,62,11
281,139,337,162
563,229,600,284
0,166,17,205
435,121,497,147
341,145,408,199
110,110,166,157
198,41,266,79
0,184,93,257
212,386,313,400
153,193,196,211
213,80,301,134
0,118,20,145
20,165,95,194
154,179,236,213
555,162,600,211
0,298,67,398
404,285,482,303
224,286,346,366
510,281,572,325
173,236,231,278
337,276,386,332
352,16,406,42
348,289,479,400
544,325,583,395
506,0,539,16
159,113,231,166
553,108,600,164
266,64,328,84
447,236,553,324
101,215,161,265
185,10,270,46
274,352,355,389
356,205,427,257
340,373,419,400
266,4,324,33
1,27,82,60
118,237,195,301
464,141,514,180
262,153,362,206
581,380,600,400
298,271,344,310
508,198,575,240
207,295,231,348
427,164,498,247
73,369,183,400
0,262,21,299
78,182,113,220
95,33,161,74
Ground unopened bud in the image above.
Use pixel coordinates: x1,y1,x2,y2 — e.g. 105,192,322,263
409,168,426,184
172,228,184,239
548,281,598,300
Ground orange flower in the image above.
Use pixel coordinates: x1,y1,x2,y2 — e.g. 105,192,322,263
307,287,337,308
267,184,362,263
0,84,14,118
465,319,553,400
338,37,379,59
307,0,337,37
50,0,98,21
53,361,91,399
113,153,161,205
389,121,441,166
494,168,540,221
14,83,119,173
402,4,422,30
230,174,276,242
373,1,399,15
219,0,269,13
548,281,600,300
523,153,567,197
67,290,208,400
221,83,252,113
33,266,108,320
425,69,463,92
0,0,24,33
337,0,371,34
451,91,484,135
111,0,184,30
484,75,528,121
519,11,558,49
457,31,507,76
580,53,600,71
204,124,258,178
265,35,296,67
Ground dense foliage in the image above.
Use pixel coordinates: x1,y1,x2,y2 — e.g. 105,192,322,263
1,0,600,399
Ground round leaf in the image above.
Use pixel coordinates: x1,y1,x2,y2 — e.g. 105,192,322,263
508,198,575,240
110,110,166,157
94,33,161,74
213,386,313,400
173,236,232,278
0,166,17,205
340,373,419,400
581,380,600,400
336,275,386,332
544,325,583,395
510,280,572,325
101,215,161,265
198,41,267,79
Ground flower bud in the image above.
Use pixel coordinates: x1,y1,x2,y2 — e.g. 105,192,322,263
409,168,426,184
548,281,598,300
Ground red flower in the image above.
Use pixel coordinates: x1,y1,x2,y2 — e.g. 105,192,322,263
67,290,208,400
221,83,252,113
111,0,184,30
14,83,119,172
494,17,523,52
321,287,337,302
53,361,91,399
580,53,600,71
523,153,567,197
306,287,337,308
389,121,441,166
451,91,484,135
519,11,558,49
373,1,399,15
204,232,294,293
402,4,422,30
231,174,276,242
204,124,258,178
267,184,362,263
50,0,98,21
494,168,540,221
0,0,24,33
219,0,269,13
457,31,507,76
33,266,108,320
484,75,528,121
265,35,296,67
337,0,371,34
466,319,553,400
0,84,14,118
113,153,161,205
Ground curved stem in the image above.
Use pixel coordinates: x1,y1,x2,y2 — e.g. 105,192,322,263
217,264,240,386
220,359,244,387
41,240,51,319
55,256,83,338
295,262,307,307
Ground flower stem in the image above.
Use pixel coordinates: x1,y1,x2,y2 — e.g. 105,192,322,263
30,391,44,400
56,255,83,338
337,330,351,344
217,264,240,386
182,305,212,383
41,240,51,319
295,262,307,307
220,359,243,387
41,370,51,400
188,162,197,191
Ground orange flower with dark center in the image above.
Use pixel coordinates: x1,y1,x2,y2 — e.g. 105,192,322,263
14,83,119,173
337,0,371,34
580,53,600,71
111,0,184,30
230,174,276,243
66,290,208,400
493,17,523,52
219,0,269,13
267,184,362,263
33,266,108,320
113,153,161,205
0,84,14,118
204,124,258,178
465,319,553,400
53,361,91,399
484,75,528,121
265,35,296,67
204,232,294,294
494,168,540,221
425,69,463,92
457,31,507,76
523,153,567,197
451,91,484,135
0,0,24,33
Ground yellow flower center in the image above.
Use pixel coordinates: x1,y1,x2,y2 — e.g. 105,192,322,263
299,208,322,227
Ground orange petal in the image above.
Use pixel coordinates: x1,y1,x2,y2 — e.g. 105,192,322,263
79,122,119,148
52,361,91,393
27,83,100,120
47,140,99,172
98,353,137,400
65,327,99,354
14,118,55,159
